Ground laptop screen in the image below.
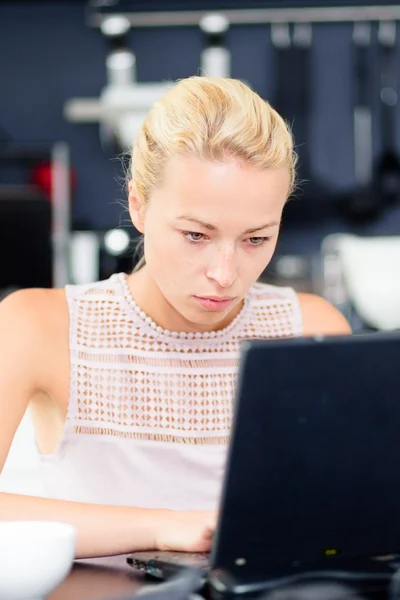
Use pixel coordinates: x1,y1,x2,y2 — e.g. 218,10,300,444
212,333,400,578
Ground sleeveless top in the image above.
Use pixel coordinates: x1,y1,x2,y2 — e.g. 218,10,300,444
37,273,303,512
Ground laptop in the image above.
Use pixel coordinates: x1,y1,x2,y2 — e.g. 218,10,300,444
128,332,400,596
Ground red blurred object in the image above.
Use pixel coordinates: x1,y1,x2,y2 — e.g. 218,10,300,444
29,161,77,201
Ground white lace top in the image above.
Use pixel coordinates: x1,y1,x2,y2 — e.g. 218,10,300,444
38,273,302,512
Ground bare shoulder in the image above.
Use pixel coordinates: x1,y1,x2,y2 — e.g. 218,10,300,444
0,287,69,372
297,293,351,336
0,289,69,406
0,287,68,331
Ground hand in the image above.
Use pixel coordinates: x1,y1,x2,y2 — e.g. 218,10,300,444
155,510,217,553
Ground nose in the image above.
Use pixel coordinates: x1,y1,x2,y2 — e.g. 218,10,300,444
206,245,238,289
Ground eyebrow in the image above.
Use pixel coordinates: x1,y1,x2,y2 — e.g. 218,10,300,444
176,215,280,234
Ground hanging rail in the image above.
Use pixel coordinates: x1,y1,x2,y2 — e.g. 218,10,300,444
88,5,400,28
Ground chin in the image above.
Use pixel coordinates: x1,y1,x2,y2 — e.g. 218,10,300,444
185,305,233,327
195,313,225,325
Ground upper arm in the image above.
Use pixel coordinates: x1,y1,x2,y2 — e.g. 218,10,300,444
0,290,48,473
297,293,352,337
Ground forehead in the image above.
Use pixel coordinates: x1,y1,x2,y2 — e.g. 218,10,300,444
151,156,289,220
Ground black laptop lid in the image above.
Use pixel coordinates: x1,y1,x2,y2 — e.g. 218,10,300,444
211,333,400,579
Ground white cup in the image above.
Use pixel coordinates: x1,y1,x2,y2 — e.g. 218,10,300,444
0,521,76,600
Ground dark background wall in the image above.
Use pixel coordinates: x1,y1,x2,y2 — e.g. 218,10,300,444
1,1,400,256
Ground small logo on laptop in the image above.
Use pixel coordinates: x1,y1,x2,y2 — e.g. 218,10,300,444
323,548,339,556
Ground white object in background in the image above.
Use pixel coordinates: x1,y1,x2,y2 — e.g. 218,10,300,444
322,234,400,330
104,228,130,257
64,44,174,150
70,231,100,285
0,408,44,496
0,521,75,600
106,48,136,87
200,13,231,78
65,80,174,150
200,46,231,78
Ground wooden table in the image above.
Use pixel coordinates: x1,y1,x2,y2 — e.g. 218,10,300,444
49,556,146,600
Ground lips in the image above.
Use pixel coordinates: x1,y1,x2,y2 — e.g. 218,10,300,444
194,296,235,312
199,296,234,302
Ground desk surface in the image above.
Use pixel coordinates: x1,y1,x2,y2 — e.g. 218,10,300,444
49,556,145,600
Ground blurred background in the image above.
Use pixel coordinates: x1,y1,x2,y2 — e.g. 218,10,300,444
1,0,400,335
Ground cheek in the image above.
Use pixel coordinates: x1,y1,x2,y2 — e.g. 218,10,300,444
266,238,279,260
241,242,277,278
145,229,199,280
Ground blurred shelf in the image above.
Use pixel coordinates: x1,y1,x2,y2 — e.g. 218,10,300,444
0,185,46,201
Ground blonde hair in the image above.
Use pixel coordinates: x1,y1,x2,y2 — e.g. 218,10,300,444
130,76,297,269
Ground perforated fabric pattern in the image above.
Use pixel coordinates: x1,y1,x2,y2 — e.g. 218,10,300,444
67,275,302,445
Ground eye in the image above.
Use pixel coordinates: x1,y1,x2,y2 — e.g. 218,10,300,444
247,237,270,246
182,231,206,243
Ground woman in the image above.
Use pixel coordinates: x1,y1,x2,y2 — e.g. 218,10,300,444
0,76,350,560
